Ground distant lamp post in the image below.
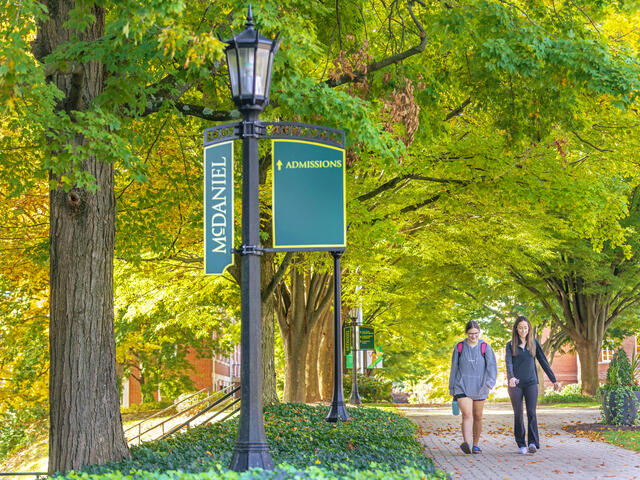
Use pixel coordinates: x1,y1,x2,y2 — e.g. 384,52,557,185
348,307,362,405
221,5,280,472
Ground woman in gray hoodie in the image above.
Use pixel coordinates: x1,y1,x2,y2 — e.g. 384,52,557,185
448,320,498,455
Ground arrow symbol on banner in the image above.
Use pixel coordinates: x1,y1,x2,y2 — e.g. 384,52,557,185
277,160,283,171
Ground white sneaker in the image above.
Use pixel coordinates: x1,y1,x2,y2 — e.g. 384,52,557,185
518,446,528,454
528,444,537,453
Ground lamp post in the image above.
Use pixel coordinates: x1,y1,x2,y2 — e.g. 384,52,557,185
348,308,362,405
221,5,280,471
325,251,350,422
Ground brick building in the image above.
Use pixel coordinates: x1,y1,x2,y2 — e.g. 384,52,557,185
121,344,241,407
543,334,639,388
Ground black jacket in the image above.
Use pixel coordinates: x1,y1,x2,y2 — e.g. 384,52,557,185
505,339,557,388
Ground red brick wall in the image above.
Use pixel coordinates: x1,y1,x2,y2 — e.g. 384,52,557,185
185,348,214,391
544,334,637,387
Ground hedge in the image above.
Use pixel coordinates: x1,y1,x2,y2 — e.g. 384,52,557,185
72,404,443,479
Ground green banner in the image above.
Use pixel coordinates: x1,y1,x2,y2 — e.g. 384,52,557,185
343,325,352,355
204,141,234,275
272,140,346,248
359,325,375,350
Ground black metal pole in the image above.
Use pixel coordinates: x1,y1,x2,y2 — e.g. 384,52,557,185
230,110,274,471
326,251,350,422
349,316,362,405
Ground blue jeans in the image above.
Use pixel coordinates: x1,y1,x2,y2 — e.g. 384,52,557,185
508,384,539,448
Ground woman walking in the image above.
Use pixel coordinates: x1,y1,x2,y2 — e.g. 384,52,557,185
506,315,560,454
448,321,498,454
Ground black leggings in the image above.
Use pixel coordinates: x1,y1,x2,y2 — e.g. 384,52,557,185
508,384,539,448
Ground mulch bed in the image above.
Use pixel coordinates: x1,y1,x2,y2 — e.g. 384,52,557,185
565,423,640,433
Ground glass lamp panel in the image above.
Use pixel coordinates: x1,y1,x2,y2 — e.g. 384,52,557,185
254,45,271,97
226,49,239,97
238,47,255,97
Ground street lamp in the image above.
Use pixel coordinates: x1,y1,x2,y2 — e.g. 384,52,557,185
348,307,362,405
221,5,280,471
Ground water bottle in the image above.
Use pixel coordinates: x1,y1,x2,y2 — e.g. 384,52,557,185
452,399,460,416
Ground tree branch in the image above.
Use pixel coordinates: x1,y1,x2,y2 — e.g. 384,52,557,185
571,130,611,152
142,97,239,121
325,0,427,88
262,252,295,303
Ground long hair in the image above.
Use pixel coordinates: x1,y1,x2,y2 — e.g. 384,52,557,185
511,315,535,356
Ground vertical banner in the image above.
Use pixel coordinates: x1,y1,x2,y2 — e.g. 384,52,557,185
272,140,346,248
358,326,375,350
343,325,352,355
204,141,234,274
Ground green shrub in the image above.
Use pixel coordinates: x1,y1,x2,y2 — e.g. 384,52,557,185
539,383,598,404
599,348,638,425
63,464,449,480
605,348,634,388
121,401,173,416
343,374,393,403
83,404,437,477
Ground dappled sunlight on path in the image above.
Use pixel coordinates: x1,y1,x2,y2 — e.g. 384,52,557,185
400,403,640,480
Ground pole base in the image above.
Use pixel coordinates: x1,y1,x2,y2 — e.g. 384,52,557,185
230,442,274,471
349,393,362,406
325,400,351,422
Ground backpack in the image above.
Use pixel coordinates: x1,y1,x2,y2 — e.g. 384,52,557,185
457,340,487,365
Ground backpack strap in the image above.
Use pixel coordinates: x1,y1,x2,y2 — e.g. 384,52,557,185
481,341,487,356
457,342,464,354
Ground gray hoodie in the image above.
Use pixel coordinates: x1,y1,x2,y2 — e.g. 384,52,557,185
448,339,498,400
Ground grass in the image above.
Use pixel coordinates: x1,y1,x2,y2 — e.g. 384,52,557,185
602,430,640,452
543,401,600,408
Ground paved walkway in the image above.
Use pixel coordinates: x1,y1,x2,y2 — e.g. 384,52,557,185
400,403,640,480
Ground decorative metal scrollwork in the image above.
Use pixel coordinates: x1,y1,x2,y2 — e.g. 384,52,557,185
203,123,241,146
203,121,345,148
264,122,345,148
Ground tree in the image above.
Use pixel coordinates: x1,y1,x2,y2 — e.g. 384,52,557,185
511,191,640,395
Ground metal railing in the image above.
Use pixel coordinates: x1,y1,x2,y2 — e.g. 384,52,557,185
124,387,209,441
0,387,241,480
126,384,238,445
0,473,48,479
159,385,240,440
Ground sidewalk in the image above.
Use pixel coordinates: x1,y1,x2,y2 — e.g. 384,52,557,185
400,403,640,480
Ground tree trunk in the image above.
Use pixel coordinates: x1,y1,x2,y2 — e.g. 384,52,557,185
574,340,601,396
49,158,129,472
276,258,333,403
260,254,279,405
261,295,278,405
281,268,308,402
305,316,322,403
282,330,310,402
317,309,334,402
35,1,129,473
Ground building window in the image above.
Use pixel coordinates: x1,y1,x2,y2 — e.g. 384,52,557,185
600,347,614,363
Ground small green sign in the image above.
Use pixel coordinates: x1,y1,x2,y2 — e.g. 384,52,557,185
359,326,375,350
272,140,346,248
343,325,352,355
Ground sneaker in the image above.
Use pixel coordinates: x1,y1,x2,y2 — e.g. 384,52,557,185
528,444,537,453
460,442,471,454
518,446,528,454
472,445,482,454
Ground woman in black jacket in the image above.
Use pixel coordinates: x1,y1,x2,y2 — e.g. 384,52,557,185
505,315,560,454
